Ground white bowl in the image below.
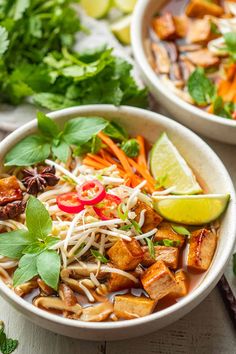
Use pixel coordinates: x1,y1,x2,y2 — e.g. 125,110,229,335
131,0,236,145
0,105,235,341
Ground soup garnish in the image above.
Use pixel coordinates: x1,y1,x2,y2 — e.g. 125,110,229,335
0,112,229,322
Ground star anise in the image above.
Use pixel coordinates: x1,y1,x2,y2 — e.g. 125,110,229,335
22,166,59,195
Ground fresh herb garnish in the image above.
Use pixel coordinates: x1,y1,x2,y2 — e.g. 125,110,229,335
74,135,102,156
172,225,190,236
155,174,168,189
187,67,216,106
233,253,236,276
145,238,155,259
121,139,140,158
103,121,129,142
210,22,220,35
0,322,18,354
0,196,60,290
213,96,235,119
120,224,133,231
224,32,236,61
154,239,180,247
117,204,128,221
5,112,108,166
91,250,109,263
131,220,142,234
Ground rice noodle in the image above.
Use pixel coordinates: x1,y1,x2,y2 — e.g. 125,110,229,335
102,267,139,283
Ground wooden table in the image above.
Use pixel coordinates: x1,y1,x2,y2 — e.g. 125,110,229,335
0,130,235,354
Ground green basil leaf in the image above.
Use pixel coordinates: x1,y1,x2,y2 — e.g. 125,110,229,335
26,196,52,240
172,225,190,236
91,249,109,264
13,254,38,287
73,135,102,156
103,121,128,141
36,250,60,290
4,135,50,166
52,140,70,162
145,238,155,259
121,139,140,158
63,117,108,145
187,68,216,105
37,111,60,138
0,230,30,259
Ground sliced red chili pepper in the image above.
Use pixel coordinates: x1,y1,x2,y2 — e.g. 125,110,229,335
57,192,84,214
93,194,122,220
77,180,106,205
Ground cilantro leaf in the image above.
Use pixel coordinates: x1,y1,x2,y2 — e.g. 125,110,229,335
0,322,18,354
26,196,52,240
13,253,38,287
187,68,216,105
103,121,129,141
91,249,109,264
224,32,236,61
213,96,235,119
121,139,140,157
0,26,9,56
36,250,60,290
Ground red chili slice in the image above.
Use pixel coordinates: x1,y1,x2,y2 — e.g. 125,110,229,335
93,194,122,220
77,180,106,205
57,192,84,214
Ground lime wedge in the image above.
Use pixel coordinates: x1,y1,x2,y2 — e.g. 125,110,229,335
114,0,137,13
153,194,230,225
111,15,132,45
80,0,111,18
150,132,202,195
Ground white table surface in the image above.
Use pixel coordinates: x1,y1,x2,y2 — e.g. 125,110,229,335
0,130,235,354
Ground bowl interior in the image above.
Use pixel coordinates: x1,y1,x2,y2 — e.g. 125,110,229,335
132,0,236,128
0,105,235,331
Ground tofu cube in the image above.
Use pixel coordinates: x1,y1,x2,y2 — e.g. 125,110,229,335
108,272,138,292
0,176,22,206
152,13,176,40
107,239,144,271
133,201,163,233
168,270,189,298
154,222,185,248
173,15,189,38
114,295,155,319
141,261,176,300
187,228,217,272
187,18,211,43
185,0,224,18
142,245,179,269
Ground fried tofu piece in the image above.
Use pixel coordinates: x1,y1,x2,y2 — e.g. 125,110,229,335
154,222,185,248
114,294,156,319
0,176,22,206
133,201,163,233
107,239,144,271
142,245,179,269
153,13,176,40
108,272,138,292
173,15,189,38
185,48,220,67
168,270,189,298
187,18,212,43
141,261,176,300
187,229,217,272
185,0,224,18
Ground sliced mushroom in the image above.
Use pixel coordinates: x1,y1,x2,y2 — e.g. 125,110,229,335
179,59,195,82
62,277,94,293
80,302,113,322
151,42,170,74
37,278,54,296
34,297,82,315
170,63,184,87
14,280,38,297
59,283,77,307
61,263,107,280
0,267,12,285
178,43,203,52
162,42,179,62
185,48,220,67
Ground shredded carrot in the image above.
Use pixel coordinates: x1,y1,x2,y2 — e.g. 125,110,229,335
128,158,155,192
226,63,236,81
221,75,236,102
136,135,147,167
83,157,108,170
98,132,133,175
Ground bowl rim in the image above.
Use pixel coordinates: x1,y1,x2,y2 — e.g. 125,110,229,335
0,104,235,331
131,0,236,128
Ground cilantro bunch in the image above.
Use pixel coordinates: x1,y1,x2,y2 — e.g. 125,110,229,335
0,1,147,109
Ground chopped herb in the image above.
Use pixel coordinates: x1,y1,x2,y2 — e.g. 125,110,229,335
131,220,142,234
213,96,235,119
210,22,220,35
187,67,216,106
74,135,102,156
62,175,77,186
103,121,129,142
0,322,18,354
172,225,190,236
120,224,133,231
154,239,180,247
91,250,109,264
121,139,140,158
224,32,236,61
233,253,236,276
118,204,128,221
145,238,155,259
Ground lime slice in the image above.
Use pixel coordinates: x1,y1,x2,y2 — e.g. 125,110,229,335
80,0,111,18
111,15,132,45
153,194,230,225
150,132,202,195
114,0,137,13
